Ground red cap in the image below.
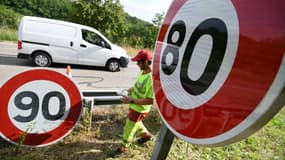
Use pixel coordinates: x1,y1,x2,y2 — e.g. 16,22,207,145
131,49,152,61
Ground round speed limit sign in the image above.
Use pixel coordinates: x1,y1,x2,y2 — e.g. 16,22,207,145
153,0,285,146
0,69,82,147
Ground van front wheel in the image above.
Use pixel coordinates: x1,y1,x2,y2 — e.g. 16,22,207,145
106,59,120,72
33,52,51,67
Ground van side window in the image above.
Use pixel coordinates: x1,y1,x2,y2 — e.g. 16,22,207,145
82,29,111,49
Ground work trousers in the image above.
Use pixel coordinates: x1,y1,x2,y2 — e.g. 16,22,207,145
122,108,149,147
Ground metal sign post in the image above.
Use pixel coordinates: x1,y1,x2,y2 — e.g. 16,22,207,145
151,122,175,160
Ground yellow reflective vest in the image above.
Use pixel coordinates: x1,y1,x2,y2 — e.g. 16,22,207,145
130,71,154,113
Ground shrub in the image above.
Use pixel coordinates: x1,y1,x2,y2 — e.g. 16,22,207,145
0,5,22,29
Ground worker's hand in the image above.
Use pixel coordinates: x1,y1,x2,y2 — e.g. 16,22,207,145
127,87,134,95
120,96,133,104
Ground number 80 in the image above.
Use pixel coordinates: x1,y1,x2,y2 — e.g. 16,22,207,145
161,18,228,96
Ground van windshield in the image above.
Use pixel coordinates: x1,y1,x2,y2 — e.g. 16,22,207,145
82,29,111,49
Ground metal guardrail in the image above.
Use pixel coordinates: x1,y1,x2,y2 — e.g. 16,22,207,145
81,89,124,131
82,90,123,105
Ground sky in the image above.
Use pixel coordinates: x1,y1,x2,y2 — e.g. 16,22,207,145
120,0,173,23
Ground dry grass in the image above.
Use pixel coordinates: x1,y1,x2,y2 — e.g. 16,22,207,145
0,104,161,160
0,105,284,160
124,46,154,57
124,46,140,57
0,27,17,42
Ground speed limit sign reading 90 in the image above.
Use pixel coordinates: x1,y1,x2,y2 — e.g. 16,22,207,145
153,0,285,146
0,69,82,147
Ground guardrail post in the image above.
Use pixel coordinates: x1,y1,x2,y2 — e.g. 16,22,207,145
81,90,124,131
82,98,94,131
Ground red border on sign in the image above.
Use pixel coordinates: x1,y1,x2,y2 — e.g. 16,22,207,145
0,69,82,146
153,0,285,138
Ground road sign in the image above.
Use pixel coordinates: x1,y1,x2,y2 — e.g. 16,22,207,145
153,0,285,146
0,69,82,147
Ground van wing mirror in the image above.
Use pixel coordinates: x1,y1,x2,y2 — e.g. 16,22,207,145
101,41,106,48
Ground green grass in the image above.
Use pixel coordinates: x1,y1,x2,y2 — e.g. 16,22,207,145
166,107,285,160
0,105,284,160
0,26,17,42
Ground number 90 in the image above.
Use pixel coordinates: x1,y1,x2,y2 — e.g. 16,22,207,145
14,91,66,122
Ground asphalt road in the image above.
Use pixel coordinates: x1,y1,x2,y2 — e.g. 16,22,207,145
0,41,139,91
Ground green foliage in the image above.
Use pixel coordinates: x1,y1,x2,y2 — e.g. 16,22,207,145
70,0,127,43
0,5,22,29
68,0,160,49
152,12,165,27
124,15,159,49
0,0,161,49
0,0,73,20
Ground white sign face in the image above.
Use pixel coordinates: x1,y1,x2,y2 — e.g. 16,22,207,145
8,80,70,133
159,0,239,109
153,0,285,146
0,69,82,147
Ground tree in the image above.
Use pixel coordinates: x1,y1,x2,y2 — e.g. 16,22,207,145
0,5,22,29
152,12,165,27
0,0,73,20
0,0,160,49
123,15,159,49
70,0,127,43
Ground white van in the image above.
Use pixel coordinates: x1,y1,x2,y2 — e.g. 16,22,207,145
17,16,129,71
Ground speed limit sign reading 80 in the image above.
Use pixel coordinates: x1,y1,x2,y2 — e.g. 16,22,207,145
153,0,285,146
0,69,82,147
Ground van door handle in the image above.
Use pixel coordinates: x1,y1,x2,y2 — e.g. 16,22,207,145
70,41,73,47
80,44,87,48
